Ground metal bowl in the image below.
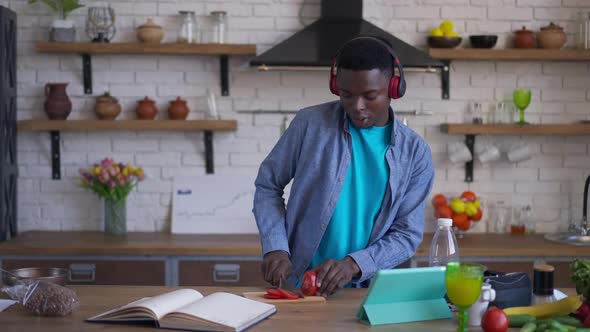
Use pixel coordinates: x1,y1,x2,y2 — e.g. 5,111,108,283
2,267,68,286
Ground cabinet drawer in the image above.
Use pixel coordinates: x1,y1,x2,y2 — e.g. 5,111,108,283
2,259,165,285
179,261,267,287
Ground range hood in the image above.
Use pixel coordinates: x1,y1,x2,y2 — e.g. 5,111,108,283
250,0,444,70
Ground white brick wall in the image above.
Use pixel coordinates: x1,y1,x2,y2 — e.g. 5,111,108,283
10,0,590,234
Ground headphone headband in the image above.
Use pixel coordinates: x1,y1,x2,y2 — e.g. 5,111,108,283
329,36,406,99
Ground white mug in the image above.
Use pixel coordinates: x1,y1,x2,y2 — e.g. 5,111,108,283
448,142,473,164
468,284,497,326
507,143,532,163
478,145,501,164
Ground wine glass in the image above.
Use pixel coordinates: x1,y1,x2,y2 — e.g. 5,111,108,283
513,89,531,125
445,262,485,332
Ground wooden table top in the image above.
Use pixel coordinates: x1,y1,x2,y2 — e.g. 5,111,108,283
2,286,575,332
1,231,589,257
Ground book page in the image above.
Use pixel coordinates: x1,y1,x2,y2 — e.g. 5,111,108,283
168,292,276,330
89,289,203,321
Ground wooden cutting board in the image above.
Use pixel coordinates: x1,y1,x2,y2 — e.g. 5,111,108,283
242,292,326,304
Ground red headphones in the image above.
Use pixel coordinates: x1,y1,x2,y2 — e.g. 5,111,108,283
329,36,406,99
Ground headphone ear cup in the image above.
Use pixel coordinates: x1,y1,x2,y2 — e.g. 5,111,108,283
330,75,340,96
389,76,400,99
396,77,406,98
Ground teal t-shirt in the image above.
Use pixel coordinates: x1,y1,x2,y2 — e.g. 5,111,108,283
310,120,392,271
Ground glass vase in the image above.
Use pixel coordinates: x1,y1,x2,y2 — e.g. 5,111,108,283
104,199,126,235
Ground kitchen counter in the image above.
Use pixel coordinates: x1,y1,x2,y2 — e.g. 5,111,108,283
0,232,586,287
1,231,589,257
0,286,576,332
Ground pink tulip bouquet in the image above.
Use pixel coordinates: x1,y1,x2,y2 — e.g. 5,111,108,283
79,158,145,204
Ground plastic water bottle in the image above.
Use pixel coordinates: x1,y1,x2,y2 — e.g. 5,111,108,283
429,218,460,267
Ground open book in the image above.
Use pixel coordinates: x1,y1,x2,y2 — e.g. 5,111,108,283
87,289,276,332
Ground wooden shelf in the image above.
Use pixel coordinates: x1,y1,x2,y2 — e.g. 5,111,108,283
441,123,590,183
18,120,238,179
441,123,590,135
17,120,237,131
429,48,590,61
36,42,257,56
35,42,257,96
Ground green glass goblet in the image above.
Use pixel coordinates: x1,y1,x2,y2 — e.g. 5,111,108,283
513,88,531,125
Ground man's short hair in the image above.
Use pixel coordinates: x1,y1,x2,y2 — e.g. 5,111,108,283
336,37,394,77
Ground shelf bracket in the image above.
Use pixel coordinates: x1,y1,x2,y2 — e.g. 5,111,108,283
465,134,475,183
220,55,229,96
204,131,214,174
441,60,450,100
50,131,61,180
81,53,92,95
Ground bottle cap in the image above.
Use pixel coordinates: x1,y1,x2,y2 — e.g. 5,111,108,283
533,263,555,296
438,218,453,227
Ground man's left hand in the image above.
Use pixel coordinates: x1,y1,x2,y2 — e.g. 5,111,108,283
313,257,360,297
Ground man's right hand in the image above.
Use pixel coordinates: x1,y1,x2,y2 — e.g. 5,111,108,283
261,250,292,286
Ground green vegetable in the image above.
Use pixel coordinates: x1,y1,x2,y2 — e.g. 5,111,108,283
520,322,537,332
571,259,590,298
553,316,583,328
510,314,537,327
575,329,590,332
27,0,84,20
519,321,536,332
547,320,567,332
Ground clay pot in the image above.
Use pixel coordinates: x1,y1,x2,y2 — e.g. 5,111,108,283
136,96,158,120
168,97,189,120
44,83,72,120
514,26,536,49
537,22,566,49
94,92,122,120
136,19,164,44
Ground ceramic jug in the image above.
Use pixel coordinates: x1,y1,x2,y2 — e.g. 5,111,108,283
136,96,158,120
44,83,72,120
137,18,164,44
514,26,536,49
538,22,567,49
168,97,189,120
95,92,122,120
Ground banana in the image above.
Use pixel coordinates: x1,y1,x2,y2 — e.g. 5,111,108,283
503,296,582,319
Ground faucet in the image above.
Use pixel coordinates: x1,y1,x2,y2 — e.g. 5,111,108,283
570,175,590,235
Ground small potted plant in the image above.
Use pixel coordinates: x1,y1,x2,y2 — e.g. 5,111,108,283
79,158,145,235
29,0,85,42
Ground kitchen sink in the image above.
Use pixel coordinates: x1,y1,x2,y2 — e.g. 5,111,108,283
545,232,590,246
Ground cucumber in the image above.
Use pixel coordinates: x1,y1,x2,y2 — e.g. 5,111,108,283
547,320,568,332
510,314,537,327
552,316,583,328
520,322,537,332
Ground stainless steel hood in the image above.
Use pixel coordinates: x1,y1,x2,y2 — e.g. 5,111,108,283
250,0,443,70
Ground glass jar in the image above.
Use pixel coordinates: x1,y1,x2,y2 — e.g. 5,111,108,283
576,11,590,50
210,11,228,43
178,11,197,43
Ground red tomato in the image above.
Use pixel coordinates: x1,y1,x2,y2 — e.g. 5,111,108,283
584,313,590,328
461,191,477,202
266,289,281,297
436,205,453,218
432,194,448,208
301,271,318,296
277,288,299,300
264,293,281,299
452,213,471,231
470,208,483,221
481,307,509,332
